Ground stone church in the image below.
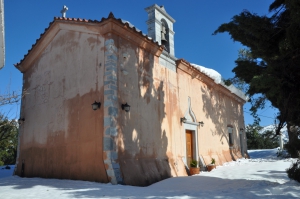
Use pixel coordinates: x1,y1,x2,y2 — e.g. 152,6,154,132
14,4,247,186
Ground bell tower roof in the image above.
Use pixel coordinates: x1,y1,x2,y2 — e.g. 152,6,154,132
145,4,175,24
145,4,175,57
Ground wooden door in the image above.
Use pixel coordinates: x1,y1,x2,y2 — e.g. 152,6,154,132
186,130,194,168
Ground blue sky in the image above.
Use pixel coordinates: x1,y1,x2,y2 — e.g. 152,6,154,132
1,0,277,126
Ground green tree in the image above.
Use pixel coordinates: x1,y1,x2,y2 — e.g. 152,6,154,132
0,86,22,165
0,114,18,165
246,124,263,149
261,130,279,149
214,0,300,157
246,123,279,150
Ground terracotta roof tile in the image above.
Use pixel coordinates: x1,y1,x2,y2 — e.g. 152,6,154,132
15,12,162,67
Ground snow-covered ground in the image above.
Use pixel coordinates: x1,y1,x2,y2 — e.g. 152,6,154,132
0,149,299,198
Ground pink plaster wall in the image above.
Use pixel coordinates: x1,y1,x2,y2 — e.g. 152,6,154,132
115,30,246,185
16,26,108,182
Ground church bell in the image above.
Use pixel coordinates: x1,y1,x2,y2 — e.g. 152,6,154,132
161,26,168,42
161,34,168,42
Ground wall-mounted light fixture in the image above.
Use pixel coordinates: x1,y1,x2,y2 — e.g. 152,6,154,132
180,117,187,123
91,101,101,111
198,121,204,127
240,127,244,132
121,103,130,112
18,118,25,125
121,69,129,75
123,53,129,59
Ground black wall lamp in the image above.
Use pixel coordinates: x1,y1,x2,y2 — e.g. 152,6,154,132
91,101,101,110
180,117,187,123
121,103,130,112
240,127,244,132
18,118,25,125
198,121,204,127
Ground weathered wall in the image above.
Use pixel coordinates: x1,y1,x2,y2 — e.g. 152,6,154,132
173,67,245,167
113,31,246,185
112,34,176,186
16,28,108,182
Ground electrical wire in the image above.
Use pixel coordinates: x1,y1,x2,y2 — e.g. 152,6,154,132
243,110,275,119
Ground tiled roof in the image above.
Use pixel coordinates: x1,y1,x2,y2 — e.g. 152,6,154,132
14,12,162,67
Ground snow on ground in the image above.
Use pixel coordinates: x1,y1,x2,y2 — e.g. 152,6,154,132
0,149,299,198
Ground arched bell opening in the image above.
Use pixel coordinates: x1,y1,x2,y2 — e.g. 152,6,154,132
161,18,170,53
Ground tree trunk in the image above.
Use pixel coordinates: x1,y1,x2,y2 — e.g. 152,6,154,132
287,123,300,158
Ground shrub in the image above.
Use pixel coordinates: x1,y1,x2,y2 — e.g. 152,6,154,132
211,158,216,164
286,159,300,183
190,160,197,168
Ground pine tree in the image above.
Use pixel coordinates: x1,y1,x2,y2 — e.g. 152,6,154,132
214,0,300,157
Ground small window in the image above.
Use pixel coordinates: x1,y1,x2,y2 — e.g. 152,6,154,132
227,126,233,146
239,131,244,156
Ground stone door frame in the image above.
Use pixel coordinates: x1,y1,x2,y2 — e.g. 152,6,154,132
182,97,199,166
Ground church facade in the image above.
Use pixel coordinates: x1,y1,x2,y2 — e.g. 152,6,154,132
14,5,247,186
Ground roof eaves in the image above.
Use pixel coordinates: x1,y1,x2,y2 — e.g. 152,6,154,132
15,12,162,68
176,58,247,102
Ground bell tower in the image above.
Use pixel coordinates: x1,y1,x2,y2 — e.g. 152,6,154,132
145,4,176,71
145,4,175,57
